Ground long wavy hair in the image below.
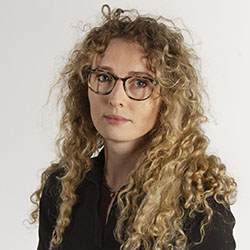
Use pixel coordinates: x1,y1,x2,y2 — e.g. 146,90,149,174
30,5,237,250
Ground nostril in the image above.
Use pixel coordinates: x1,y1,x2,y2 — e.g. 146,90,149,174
109,100,123,108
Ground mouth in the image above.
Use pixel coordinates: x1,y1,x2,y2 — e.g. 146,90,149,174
103,114,131,125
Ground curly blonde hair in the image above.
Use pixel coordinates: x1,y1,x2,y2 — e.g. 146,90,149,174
30,5,236,250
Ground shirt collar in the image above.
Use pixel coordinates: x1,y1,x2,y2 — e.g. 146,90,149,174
84,149,105,186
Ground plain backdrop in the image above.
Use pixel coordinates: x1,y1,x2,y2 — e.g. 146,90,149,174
1,0,249,249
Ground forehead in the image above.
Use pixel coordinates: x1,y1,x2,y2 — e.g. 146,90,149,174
91,39,154,76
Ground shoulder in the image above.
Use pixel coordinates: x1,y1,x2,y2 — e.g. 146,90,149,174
184,197,236,250
39,151,104,222
41,151,104,205
42,168,65,200
40,168,65,220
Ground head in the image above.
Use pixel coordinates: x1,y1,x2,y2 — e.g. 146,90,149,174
87,38,162,148
60,4,204,155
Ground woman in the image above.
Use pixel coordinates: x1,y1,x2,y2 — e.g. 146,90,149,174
30,5,237,250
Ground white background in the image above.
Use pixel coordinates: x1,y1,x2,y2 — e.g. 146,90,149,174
1,0,249,249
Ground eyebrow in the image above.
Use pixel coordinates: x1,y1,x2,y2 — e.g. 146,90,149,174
96,65,154,78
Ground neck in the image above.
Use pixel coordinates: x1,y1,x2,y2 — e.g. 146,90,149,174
103,140,144,190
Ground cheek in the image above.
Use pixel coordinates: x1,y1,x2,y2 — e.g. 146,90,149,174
88,91,107,133
151,101,161,126
150,98,161,119
88,91,99,123
138,99,161,127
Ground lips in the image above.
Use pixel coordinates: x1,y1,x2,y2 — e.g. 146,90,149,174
103,114,131,125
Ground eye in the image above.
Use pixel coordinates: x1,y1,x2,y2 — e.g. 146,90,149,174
96,73,111,82
133,78,149,88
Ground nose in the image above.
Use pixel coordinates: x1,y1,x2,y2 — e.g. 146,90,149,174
108,79,127,107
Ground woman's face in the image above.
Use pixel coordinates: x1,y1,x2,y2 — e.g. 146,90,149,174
88,38,161,145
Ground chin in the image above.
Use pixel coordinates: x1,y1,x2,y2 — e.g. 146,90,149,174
103,133,147,144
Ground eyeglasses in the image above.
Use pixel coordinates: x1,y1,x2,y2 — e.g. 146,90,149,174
86,69,158,101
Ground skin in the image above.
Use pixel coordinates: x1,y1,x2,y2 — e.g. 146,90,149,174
88,38,162,191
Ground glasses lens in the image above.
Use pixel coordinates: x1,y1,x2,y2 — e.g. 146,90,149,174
125,77,154,100
88,70,114,94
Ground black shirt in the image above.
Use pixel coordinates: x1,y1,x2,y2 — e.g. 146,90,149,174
37,151,236,250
